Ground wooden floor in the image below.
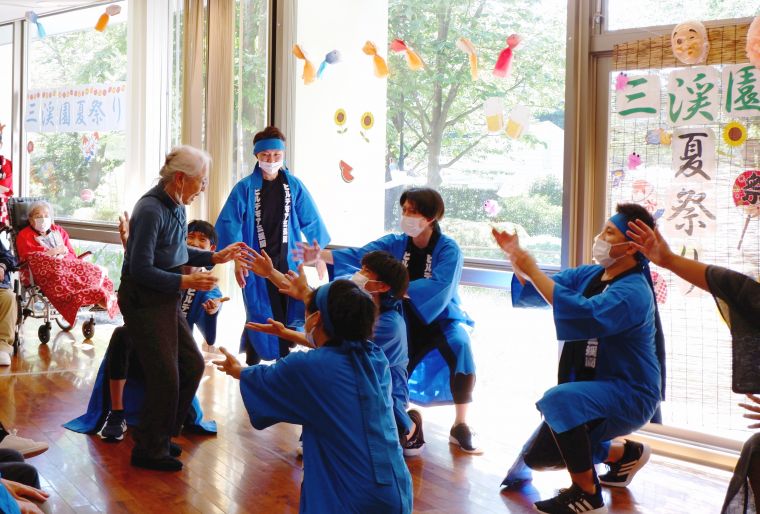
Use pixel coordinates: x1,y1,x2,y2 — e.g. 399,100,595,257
0,315,734,513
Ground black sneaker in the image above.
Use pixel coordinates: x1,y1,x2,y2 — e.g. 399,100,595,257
169,441,182,457
599,439,651,488
403,410,425,457
534,483,607,513
100,411,127,441
130,453,183,472
449,423,483,455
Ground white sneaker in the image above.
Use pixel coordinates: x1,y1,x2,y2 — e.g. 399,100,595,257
0,352,10,366
0,431,49,458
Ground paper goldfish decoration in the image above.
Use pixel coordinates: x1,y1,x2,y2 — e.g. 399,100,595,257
493,34,520,78
390,39,424,70
293,44,317,85
362,41,389,78
456,37,479,80
317,50,341,79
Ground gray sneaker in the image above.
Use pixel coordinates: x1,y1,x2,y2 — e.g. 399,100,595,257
100,411,127,441
449,423,483,455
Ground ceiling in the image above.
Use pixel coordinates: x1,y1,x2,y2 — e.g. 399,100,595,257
0,1,106,24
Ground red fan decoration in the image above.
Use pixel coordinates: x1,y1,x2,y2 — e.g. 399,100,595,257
732,170,760,250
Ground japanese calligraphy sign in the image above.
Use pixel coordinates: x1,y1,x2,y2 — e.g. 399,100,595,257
671,128,716,182
615,74,660,119
663,182,717,238
722,65,760,117
667,67,719,126
733,170,760,250
25,82,126,133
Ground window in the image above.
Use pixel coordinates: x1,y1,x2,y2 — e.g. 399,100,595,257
293,0,567,264
231,0,270,185
69,238,124,290
24,3,128,224
606,1,754,32
0,25,12,164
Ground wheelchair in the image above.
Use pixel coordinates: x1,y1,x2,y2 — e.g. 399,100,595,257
5,197,96,350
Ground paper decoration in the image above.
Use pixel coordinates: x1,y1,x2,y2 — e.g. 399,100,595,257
316,50,341,79
614,72,629,91
81,132,99,162
732,170,760,249
662,182,717,239
25,12,46,39
390,39,424,70
505,105,530,139
26,141,33,153
615,74,660,119
631,179,658,212
610,168,625,187
362,41,389,78
25,83,126,133
722,64,760,116
339,160,354,183
627,152,642,170
80,189,94,202
672,128,716,182
667,67,719,126
484,97,504,133
671,20,709,65
645,128,671,145
359,112,374,143
747,17,760,69
723,121,748,147
39,162,54,180
483,199,501,217
650,269,668,304
95,5,121,32
493,34,520,79
456,37,478,80
0,123,4,149
292,45,316,85
334,108,347,134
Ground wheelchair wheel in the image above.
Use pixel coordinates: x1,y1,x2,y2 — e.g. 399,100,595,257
12,330,19,355
82,317,95,340
55,317,74,332
38,322,51,344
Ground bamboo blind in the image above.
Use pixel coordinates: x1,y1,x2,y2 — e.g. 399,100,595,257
613,23,750,71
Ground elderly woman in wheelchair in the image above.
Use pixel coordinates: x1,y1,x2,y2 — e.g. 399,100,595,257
14,200,117,343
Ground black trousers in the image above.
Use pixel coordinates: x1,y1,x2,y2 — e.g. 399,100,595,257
0,449,40,488
118,278,204,458
107,325,133,380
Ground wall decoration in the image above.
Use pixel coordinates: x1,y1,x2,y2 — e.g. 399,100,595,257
25,83,126,133
627,152,642,170
359,112,374,142
483,199,501,217
339,160,354,183
631,179,658,213
610,168,625,187
334,108,348,134
0,123,4,149
26,141,34,154
390,39,424,70
671,20,709,65
25,12,46,39
663,182,717,239
733,170,760,249
456,37,478,80
747,16,760,69
667,67,719,126
672,128,716,182
95,4,121,32
80,188,94,202
317,50,341,79
650,269,668,304
493,34,520,79
362,41,389,78
292,45,316,85
614,72,629,91
722,64,760,117
615,74,660,119
81,132,99,162
505,105,530,139
645,128,671,145
484,97,504,133
723,121,748,147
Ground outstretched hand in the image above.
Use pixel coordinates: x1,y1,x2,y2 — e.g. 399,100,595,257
292,240,321,265
213,242,255,267
249,249,275,278
246,318,288,338
212,347,244,379
491,227,535,280
278,264,311,302
739,394,760,429
626,220,672,267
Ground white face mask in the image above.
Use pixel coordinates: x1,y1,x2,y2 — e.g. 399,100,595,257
400,215,427,238
304,312,318,348
592,238,628,268
32,217,52,233
259,161,283,178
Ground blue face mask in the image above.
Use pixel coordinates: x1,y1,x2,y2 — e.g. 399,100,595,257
305,312,318,348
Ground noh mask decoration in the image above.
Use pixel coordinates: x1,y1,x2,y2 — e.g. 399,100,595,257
671,20,709,65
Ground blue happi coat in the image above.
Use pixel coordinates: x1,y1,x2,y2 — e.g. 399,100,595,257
332,232,475,405
62,287,222,435
239,341,413,513
215,166,329,360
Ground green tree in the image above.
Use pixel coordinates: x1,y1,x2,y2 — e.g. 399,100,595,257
387,0,566,187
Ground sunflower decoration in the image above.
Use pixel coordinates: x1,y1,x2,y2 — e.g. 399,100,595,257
334,108,348,134
723,121,748,147
360,112,374,143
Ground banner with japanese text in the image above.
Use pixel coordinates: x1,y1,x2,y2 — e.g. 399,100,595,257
24,82,126,133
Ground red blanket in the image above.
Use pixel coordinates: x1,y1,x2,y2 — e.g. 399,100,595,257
27,253,119,324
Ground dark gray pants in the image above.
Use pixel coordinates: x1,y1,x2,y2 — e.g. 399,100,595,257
0,449,40,487
118,278,205,459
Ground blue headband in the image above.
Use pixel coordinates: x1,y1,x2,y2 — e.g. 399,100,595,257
253,138,286,155
609,212,633,241
314,283,335,338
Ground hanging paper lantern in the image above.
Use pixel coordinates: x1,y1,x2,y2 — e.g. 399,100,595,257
316,50,341,79
362,41,389,78
671,20,709,65
389,39,424,71
80,189,94,202
493,34,521,79
456,37,478,81
292,45,316,85
723,121,748,147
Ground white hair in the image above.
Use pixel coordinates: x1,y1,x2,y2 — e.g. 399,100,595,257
159,145,211,184
28,201,53,220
